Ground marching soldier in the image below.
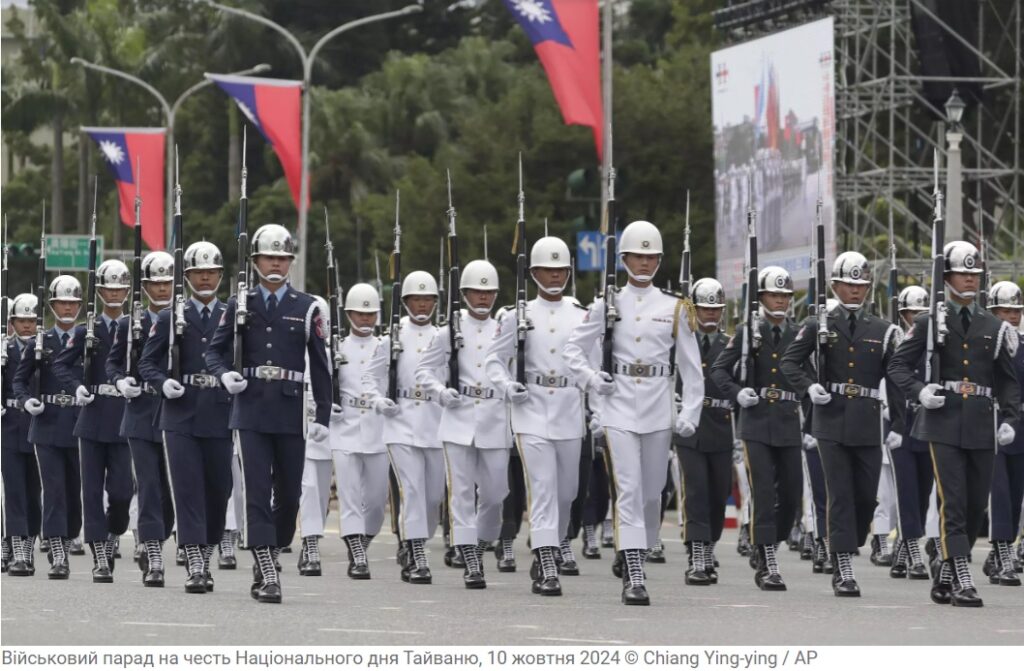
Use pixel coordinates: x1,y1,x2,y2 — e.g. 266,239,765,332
139,243,234,594
13,276,84,579
205,225,332,604
710,266,805,591
418,260,511,589
677,278,733,585
979,280,1023,588
781,251,904,597
53,260,133,583
885,285,932,580
106,251,175,587
362,270,445,584
2,294,43,576
485,237,588,596
889,241,1019,607
564,221,704,605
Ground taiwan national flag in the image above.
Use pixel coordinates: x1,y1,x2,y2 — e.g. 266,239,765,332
206,74,304,211
504,0,603,158
83,127,166,251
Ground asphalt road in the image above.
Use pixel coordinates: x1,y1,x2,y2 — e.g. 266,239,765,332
2,514,1021,647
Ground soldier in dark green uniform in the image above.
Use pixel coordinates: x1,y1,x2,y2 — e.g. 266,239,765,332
781,251,904,598
888,241,1020,607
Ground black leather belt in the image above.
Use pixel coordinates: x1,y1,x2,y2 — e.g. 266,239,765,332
759,387,798,402
460,384,496,399
942,380,992,398
182,374,221,389
242,366,305,383
828,382,881,400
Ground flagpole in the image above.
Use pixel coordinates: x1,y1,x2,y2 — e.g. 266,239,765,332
601,0,614,232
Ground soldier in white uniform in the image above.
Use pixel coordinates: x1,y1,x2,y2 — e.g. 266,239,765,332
485,237,589,597
417,260,511,589
563,221,704,605
362,271,444,584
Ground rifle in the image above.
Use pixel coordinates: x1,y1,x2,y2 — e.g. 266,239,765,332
82,177,99,386
1,216,8,369
234,129,250,371
813,187,828,385
445,170,463,389
978,222,989,309
680,190,692,299
739,175,761,387
437,237,447,328
514,153,529,386
127,160,144,371
926,151,948,384
887,204,899,324
34,203,46,397
387,191,403,402
324,208,345,405
373,252,383,337
601,162,618,376
168,148,184,380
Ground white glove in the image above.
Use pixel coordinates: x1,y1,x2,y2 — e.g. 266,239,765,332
590,371,615,396
918,383,945,410
307,423,330,443
505,382,529,405
588,415,602,434
116,377,142,399
0,407,5,417
76,385,95,406
439,388,464,408
162,379,185,399
884,430,903,450
997,422,1016,446
736,387,760,408
801,434,818,450
675,417,696,438
330,403,344,424
221,371,248,395
24,398,45,416
374,397,401,417
808,383,832,406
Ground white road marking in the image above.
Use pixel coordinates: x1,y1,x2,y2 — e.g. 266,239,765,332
121,622,214,628
711,604,770,608
509,624,540,629
319,628,423,635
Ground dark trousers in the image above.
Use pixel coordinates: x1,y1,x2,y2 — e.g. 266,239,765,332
1,448,42,537
677,446,733,543
889,447,933,540
499,449,527,540
988,451,1024,542
816,440,882,554
236,431,305,548
803,448,827,539
78,439,133,543
128,438,174,543
566,436,594,540
582,444,611,527
742,440,802,546
163,432,233,546
929,442,994,558
387,464,402,540
35,444,82,539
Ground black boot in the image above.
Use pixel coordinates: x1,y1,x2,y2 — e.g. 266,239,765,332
90,541,114,583
756,544,786,591
889,539,908,579
870,534,893,567
404,539,432,584
800,532,814,560
461,544,486,589
47,537,70,580
218,530,237,569
832,552,861,597
991,541,1021,587
930,559,953,604
581,525,601,559
184,545,207,594
647,539,666,564
620,549,650,605
812,537,826,574
736,524,752,557
558,538,580,575
495,538,516,572
950,555,983,607
904,537,929,580
344,534,370,580
531,547,562,596
600,520,614,548
252,546,282,603
684,540,711,586
142,540,165,587
299,536,322,577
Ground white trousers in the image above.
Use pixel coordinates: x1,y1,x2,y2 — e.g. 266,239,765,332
299,452,389,538
872,459,898,536
517,435,582,549
604,428,671,551
443,443,510,546
387,444,445,541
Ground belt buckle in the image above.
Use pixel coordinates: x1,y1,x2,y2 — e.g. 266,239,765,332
412,389,425,400
632,364,648,376
256,365,282,381
843,384,859,398
960,382,976,395
55,394,72,407
195,375,216,389
703,397,712,407
764,388,782,401
98,383,117,396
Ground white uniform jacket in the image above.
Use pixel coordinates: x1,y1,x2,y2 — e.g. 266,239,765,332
332,332,385,454
362,316,443,449
563,283,704,434
485,297,590,441
415,311,512,449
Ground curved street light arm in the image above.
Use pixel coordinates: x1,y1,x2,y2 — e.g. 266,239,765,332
306,4,424,82
70,57,172,120
197,0,307,68
170,63,271,120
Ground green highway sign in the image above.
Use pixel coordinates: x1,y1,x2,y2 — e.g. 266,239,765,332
45,235,105,272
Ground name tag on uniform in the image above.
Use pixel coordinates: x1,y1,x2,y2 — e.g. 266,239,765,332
864,338,882,344
282,316,304,323
652,317,673,324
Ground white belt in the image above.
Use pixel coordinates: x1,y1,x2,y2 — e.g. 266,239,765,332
242,366,305,383
5,398,20,408
397,388,433,402
827,383,881,400
529,374,570,388
941,380,992,398
90,384,122,398
460,384,496,399
42,394,79,407
182,374,221,389
613,361,672,378
759,387,798,402
343,395,373,409
704,397,733,410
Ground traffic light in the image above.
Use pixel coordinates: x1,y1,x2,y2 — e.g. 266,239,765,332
567,168,597,199
9,243,36,257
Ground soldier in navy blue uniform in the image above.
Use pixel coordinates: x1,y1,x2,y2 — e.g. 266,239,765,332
52,260,133,582
2,294,43,576
106,251,175,587
139,242,234,594
205,224,332,604
12,275,84,579
982,281,1024,588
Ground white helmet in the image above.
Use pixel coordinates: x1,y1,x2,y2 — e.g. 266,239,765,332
345,283,380,335
401,271,439,298
831,251,872,285
897,285,929,313
48,275,82,325
757,266,794,294
141,251,174,282
618,220,663,255
250,224,295,258
460,260,498,291
943,241,983,274
11,293,38,319
692,277,726,308
184,241,224,271
530,236,571,268
989,281,1023,309
96,260,131,290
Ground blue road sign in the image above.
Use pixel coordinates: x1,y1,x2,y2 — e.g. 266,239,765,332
575,231,624,272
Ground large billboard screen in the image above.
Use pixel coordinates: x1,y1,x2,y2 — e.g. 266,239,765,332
711,17,836,296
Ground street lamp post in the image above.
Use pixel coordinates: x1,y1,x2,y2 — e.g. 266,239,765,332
198,0,422,289
69,58,270,246
944,88,966,241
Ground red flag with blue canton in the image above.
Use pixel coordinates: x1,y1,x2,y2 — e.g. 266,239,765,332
504,0,603,158
83,126,166,251
206,73,305,210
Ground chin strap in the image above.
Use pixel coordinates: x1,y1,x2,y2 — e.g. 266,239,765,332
49,306,80,325
143,286,171,308
530,275,568,296
254,266,288,284
186,276,221,299
945,283,977,300
621,256,661,284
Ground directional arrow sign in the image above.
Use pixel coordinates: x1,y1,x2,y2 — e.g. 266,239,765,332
576,231,624,272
